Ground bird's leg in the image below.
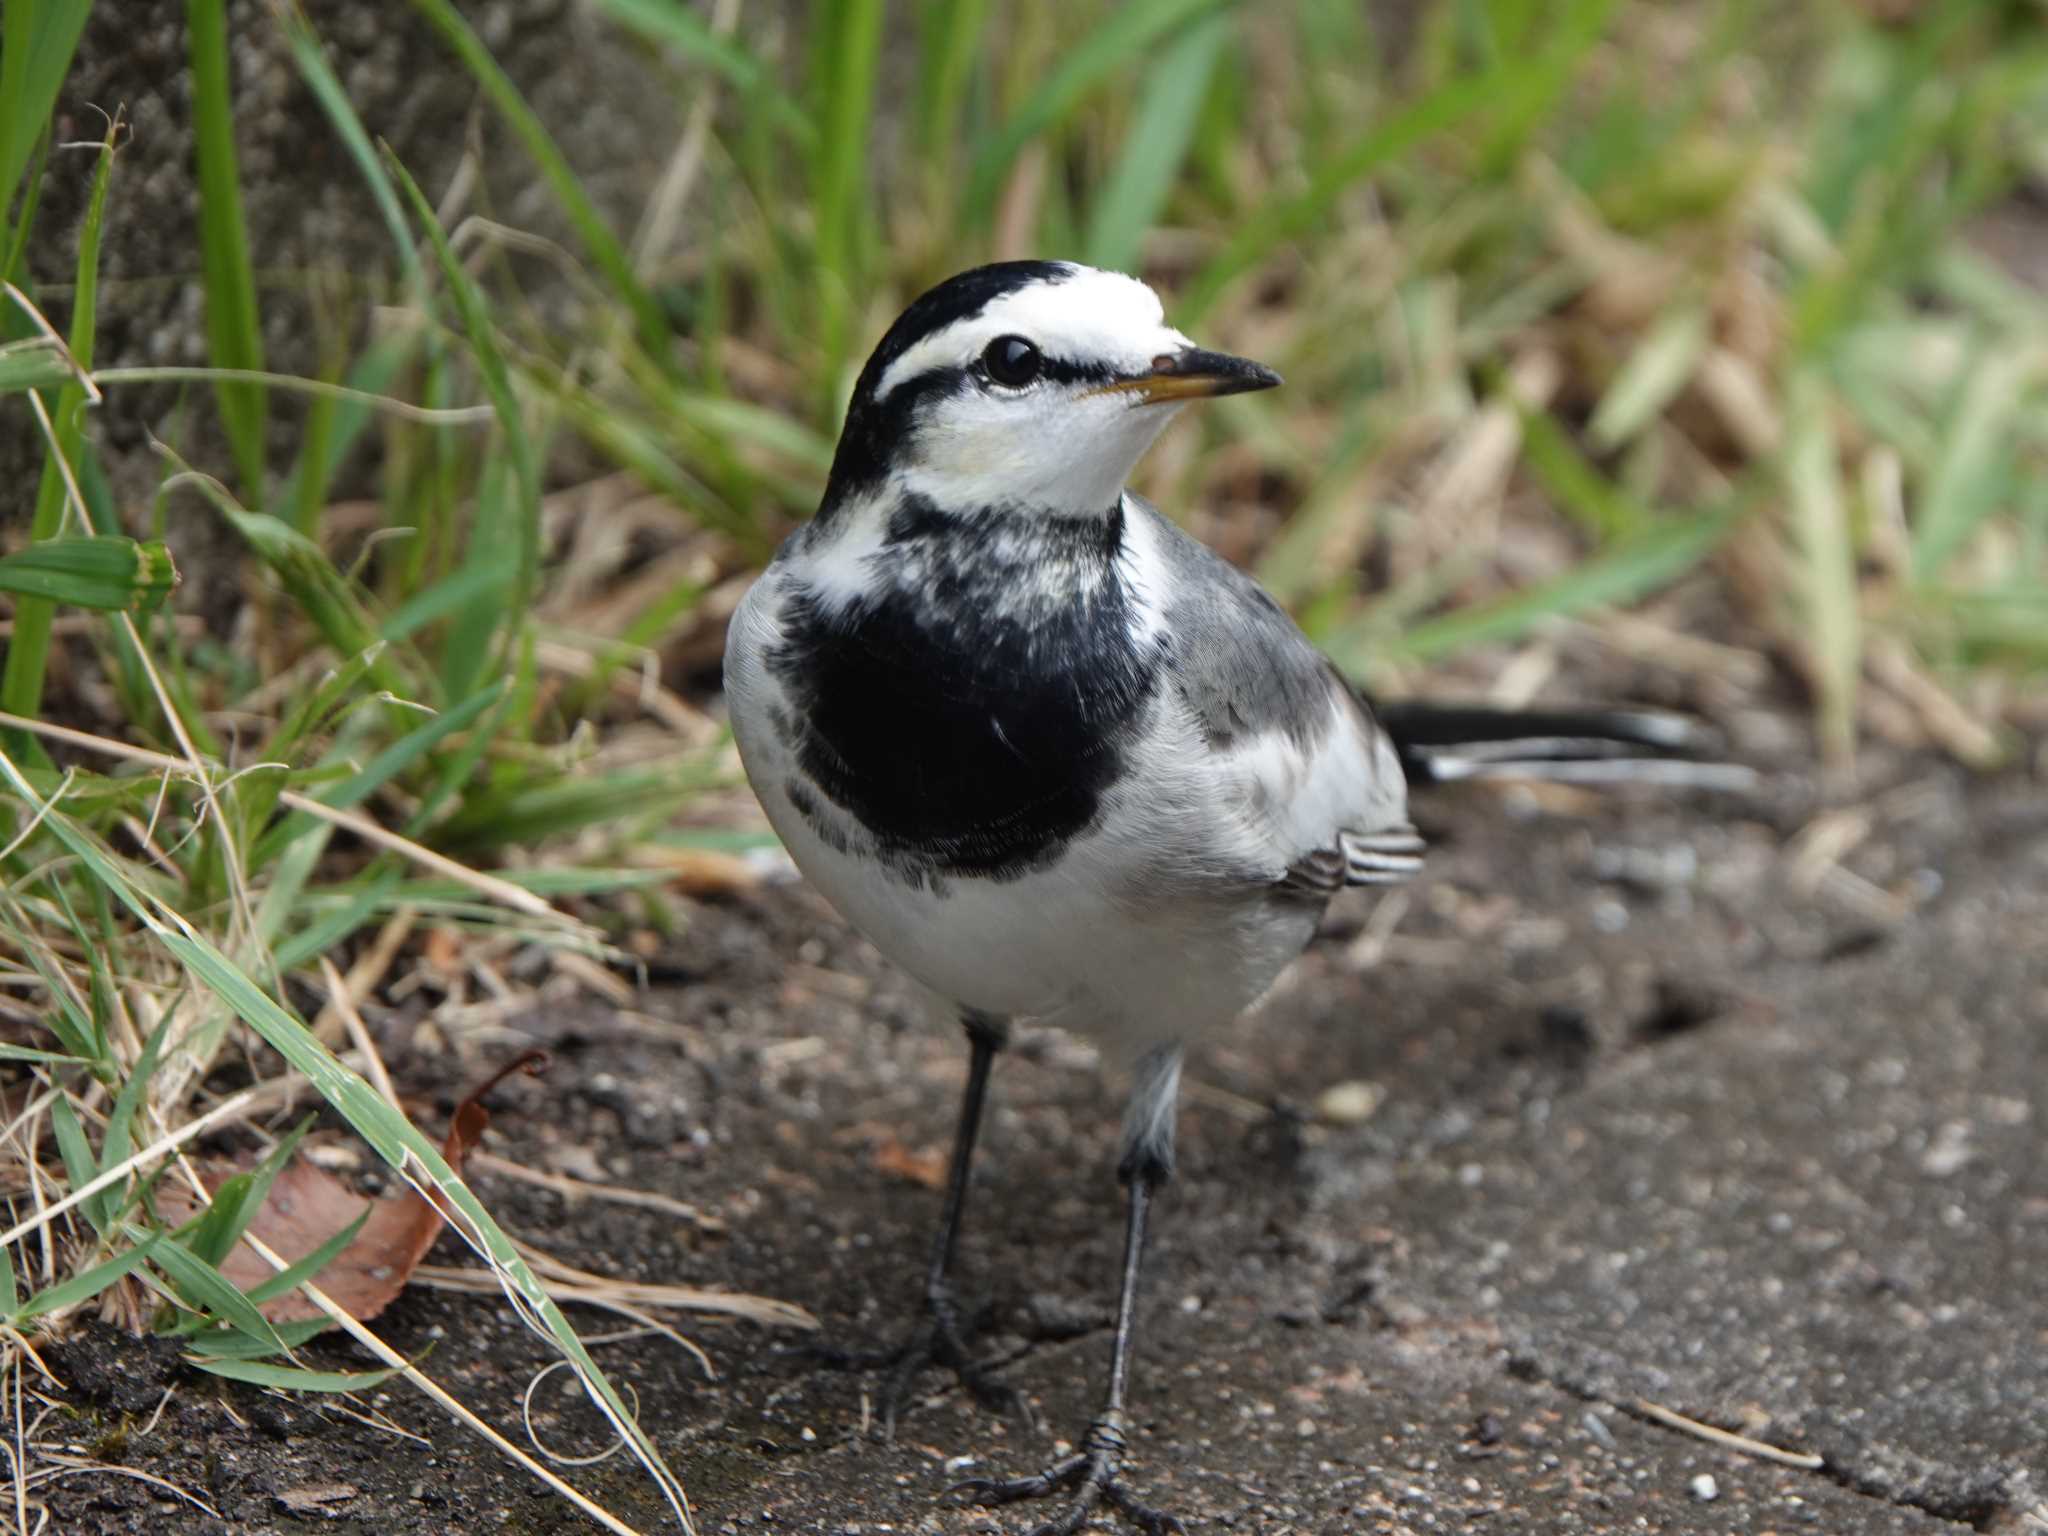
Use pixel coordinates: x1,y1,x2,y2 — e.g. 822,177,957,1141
812,1010,1024,1433
953,1046,1186,1536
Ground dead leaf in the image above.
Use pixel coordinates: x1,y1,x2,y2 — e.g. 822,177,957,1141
630,844,762,896
869,1133,947,1192
422,924,464,975
176,1051,548,1326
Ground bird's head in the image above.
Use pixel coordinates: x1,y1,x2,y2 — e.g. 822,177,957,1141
821,260,1280,517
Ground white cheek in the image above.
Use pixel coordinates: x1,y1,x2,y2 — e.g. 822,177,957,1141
907,392,1176,511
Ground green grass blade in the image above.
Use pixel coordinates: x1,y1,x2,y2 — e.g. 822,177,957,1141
963,0,1236,231
662,393,835,472
591,0,814,146
11,1232,164,1325
403,632,533,835
264,647,392,761
133,1227,286,1352
438,456,515,703
49,1098,105,1233
408,0,669,358
1588,301,1710,451
271,875,405,973
201,500,394,687
176,1171,259,1271
2,109,119,745
1364,502,1744,665
1785,369,1861,763
99,1014,173,1199
188,1357,406,1393
186,0,269,500
912,0,990,196
277,1,438,535
376,556,517,646
280,333,421,535
0,128,50,308
0,0,92,238
434,762,724,852
251,679,507,867
0,1045,93,1066
1471,0,1622,176
321,684,516,831
383,149,542,683
5,894,99,1061
562,572,708,717
0,345,72,394
1084,10,1230,273
1910,345,2037,583
809,0,886,394
276,3,423,293
181,1117,313,1269
181,1315,333,1355
0,537,178,612
1516,406,1644,542
1179,60,1501,325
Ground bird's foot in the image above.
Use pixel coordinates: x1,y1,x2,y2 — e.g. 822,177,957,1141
952,1411,1183,1536
804,1281,1026,1436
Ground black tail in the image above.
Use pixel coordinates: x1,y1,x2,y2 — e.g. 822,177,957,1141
1375,700,1756,792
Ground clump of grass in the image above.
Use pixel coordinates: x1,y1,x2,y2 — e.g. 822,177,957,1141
2,0,2046,1529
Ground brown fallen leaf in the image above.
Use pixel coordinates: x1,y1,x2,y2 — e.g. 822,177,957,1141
628,844,763,896
422,924,464,974
177,1051,548,1326
869,1132,947,1192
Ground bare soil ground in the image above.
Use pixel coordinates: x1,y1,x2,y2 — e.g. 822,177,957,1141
39,732,2048,1535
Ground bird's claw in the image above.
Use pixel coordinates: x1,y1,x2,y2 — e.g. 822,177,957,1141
802,1281,1028,1436
950,1412,1183,1536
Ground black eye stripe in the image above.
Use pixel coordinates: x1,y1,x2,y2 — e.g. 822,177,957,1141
975,339,1118,392
1037,356,1118,387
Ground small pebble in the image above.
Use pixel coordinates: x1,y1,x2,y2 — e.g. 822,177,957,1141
1690,1473,1719,1502
1920,1121,1973,1178
1315,1080,1382,1125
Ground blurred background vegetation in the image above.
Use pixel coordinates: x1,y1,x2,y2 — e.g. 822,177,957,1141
2,0,2046,1519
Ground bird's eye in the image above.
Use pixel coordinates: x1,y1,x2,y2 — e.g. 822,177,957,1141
981,335,1043,388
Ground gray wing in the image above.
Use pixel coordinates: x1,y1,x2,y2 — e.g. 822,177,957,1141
1127,497,1423,896
1141,499,1341,754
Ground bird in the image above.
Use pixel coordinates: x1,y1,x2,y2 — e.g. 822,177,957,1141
722,260,1743,1534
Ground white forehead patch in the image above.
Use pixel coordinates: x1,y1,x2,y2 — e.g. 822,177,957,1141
875,265,1186,401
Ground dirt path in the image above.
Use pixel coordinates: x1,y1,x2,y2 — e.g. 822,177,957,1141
44,750,2046,1534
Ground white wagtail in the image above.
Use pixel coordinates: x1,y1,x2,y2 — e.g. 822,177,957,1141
724,261,1739,1534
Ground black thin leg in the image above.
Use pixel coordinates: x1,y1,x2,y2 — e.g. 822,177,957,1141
922,1011,1006,1303
952,1161,1185,1536
1101,1167,1154,1423
809,1012,1023,1434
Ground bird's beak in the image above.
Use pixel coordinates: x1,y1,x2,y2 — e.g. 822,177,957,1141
1090,347,1283,405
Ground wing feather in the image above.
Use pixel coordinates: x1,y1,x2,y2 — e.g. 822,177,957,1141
1126,498,1418,900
